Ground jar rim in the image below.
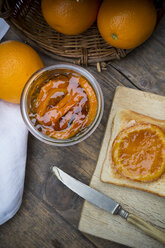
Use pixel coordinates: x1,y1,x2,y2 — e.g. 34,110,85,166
20,63,104,146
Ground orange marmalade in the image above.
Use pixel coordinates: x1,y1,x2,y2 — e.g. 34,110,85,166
29,71,97,139
112,124,165,182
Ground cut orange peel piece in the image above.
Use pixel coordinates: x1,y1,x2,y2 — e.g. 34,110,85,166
78,77,97,126
37,88,67,117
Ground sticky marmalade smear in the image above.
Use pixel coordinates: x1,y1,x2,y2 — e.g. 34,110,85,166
29,73,97,139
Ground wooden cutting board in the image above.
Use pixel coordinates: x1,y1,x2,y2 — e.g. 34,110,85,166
79,86,165,248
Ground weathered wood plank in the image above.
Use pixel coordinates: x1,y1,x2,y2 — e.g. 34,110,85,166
0,191,97,248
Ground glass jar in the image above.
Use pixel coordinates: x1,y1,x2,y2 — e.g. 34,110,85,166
21,63,104,146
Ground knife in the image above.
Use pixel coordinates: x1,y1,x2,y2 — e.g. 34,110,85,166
0,18,9,41
52,166,165,245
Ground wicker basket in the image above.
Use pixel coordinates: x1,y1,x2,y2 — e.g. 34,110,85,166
0,0,164,67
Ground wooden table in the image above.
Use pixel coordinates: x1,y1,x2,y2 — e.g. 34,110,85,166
0,16,165,248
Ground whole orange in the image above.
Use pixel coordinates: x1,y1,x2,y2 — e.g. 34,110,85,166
41,0,100,35
97,0,157,49
0,41,44,104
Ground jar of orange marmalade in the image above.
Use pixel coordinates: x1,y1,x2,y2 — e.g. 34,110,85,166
21,64,104,146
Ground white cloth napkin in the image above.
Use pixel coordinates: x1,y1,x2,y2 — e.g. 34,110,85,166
0,100,28,225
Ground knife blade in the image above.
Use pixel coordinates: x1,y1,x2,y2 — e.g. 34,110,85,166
53,166,121,215
52,166,165,245
0,18,9,41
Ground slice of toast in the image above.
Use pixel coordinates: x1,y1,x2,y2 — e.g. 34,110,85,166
100,109,165,197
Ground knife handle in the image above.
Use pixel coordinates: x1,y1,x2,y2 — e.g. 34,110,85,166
127,213,165,245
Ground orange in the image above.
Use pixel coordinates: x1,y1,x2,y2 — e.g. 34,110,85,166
112,124,165,182
41,0,100,35
0,41,44,104
97,0,157,49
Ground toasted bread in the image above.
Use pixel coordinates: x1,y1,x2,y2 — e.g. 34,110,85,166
100,109,165,197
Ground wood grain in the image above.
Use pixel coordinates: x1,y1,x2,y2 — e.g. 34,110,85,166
0,16,165,248
0,191,96,248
